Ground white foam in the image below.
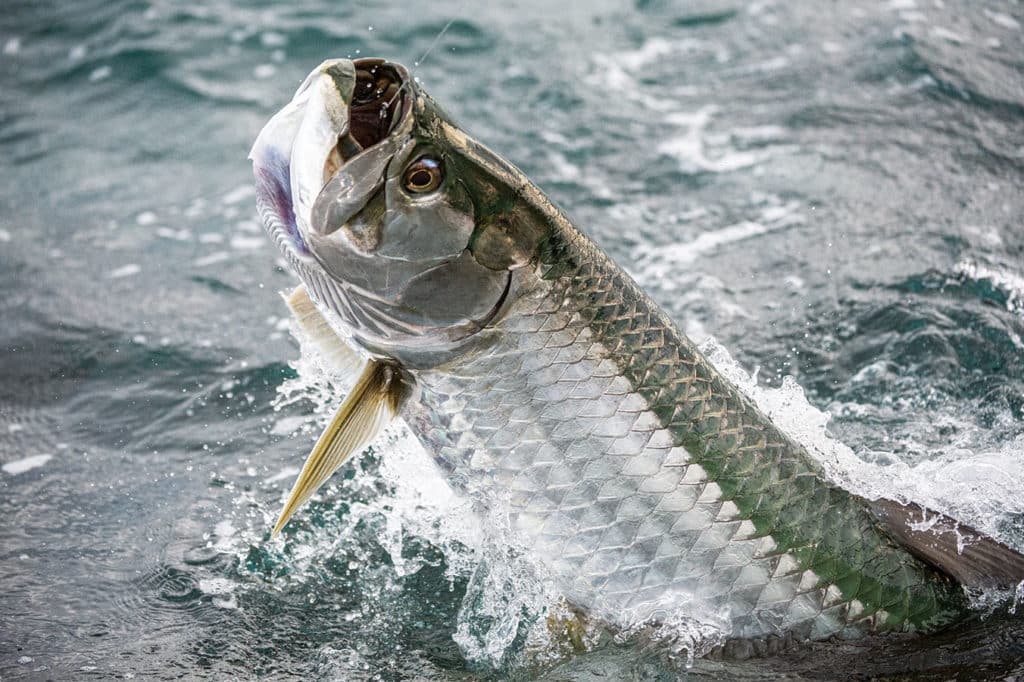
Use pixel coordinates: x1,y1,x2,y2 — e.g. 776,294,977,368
230,235,264,251
108,264,141,278
254,64,276,80
985,10,1021,31
657,107,777,173
198,577,234,595
199,577,238,609
156,227,192,241
261,343,550,666
264,466,300,484
0,228,10,242
616,37,676,71
89,66,112,82
633,199,802,271
257,269,1024,668
701,339,1024,550
954,259,1024,316
3,454,53,475
654,221,770,265
213,520,236,553
260,31,288,48
931,26,968,44
270,416,308,436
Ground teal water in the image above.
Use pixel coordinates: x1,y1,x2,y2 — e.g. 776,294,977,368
2,1,1024,679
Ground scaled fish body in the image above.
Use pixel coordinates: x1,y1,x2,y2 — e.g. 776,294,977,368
250,58,1024,650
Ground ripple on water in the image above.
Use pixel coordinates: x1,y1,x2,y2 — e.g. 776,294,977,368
3,0,1024,678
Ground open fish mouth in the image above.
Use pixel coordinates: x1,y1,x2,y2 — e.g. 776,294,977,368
336,60,409,164
317,59,413,186
249,58,414,258
293,58,415,244
251,59,513,363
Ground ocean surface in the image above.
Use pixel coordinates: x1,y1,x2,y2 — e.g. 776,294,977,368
2,0,1024,679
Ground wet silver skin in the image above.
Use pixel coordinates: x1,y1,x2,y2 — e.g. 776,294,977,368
251,59,1024,653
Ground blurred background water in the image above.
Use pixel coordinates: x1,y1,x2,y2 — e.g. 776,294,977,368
2,0,1024,679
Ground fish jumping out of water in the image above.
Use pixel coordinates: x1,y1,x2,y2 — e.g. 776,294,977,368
249,58,1024,654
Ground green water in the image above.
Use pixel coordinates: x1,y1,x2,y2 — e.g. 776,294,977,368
2,0,1023,679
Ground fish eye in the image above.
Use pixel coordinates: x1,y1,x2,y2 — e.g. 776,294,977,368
403,156,444,194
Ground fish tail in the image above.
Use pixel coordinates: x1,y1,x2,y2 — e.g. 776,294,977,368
869,497,1024,590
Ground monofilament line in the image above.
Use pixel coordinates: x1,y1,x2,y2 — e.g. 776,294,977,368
384,11,464,110
414,16,457,68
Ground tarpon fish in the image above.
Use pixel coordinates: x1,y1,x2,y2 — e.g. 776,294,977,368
249,58,1024,654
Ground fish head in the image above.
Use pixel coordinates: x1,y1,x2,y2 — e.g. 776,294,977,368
251,58,545,368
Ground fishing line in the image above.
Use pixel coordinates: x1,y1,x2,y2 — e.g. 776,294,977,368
383,8,465,110
413,16,457,69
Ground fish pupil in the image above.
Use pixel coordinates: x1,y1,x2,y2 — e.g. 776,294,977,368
403,156,443,193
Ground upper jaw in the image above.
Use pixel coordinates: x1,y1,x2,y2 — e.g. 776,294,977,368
249,58,415,254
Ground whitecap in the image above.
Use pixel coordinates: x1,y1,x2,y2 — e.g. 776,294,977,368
984,10,1020,31
701,339,1024,550
270,416,308,437
931,26,969,44
109,264,141,278
260,31,288,48
954,259,1024,316
253,64,276,80
89,66,112,82
230,236,264,250
155,227,192,241
263,466,300,484
3,454,53,475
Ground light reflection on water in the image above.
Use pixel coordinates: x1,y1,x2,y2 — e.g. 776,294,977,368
1,0,1023,678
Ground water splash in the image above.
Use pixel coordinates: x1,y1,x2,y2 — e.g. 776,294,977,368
238,315,565,670
701,338,1024,555
238,297,1024,674
954,258,1024,318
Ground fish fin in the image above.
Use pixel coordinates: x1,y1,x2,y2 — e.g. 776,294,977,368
869,498,1024,589
284,284,363,376
272,359,405,537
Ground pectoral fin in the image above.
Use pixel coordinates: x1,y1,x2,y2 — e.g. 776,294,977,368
870,498,1024,589
272,359,405,537
285,284,363,377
